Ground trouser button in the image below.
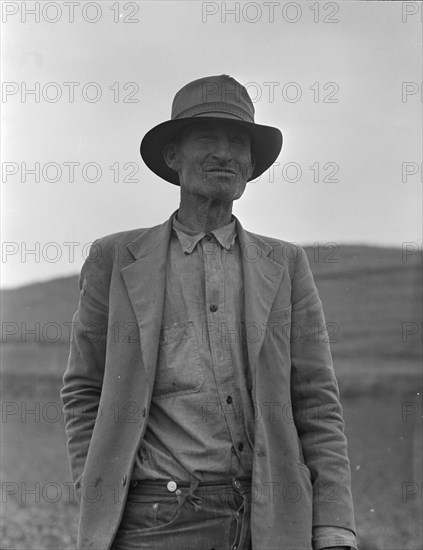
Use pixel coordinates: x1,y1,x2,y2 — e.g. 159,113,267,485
167,480,177,492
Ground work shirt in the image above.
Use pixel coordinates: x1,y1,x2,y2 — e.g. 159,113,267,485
132,214,254,482
131,212,357,550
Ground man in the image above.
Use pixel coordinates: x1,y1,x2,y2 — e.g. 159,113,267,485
61,75,357,550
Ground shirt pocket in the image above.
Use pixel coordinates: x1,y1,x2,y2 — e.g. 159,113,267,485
153,321,205,399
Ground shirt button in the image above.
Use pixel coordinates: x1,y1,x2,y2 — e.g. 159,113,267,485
237,442,244,451
205,234,212,241
226,395,233,404
210,304,218,312
167,481,177,492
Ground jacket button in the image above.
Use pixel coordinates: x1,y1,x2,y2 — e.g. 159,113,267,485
210,304,218,312
122,475,127,486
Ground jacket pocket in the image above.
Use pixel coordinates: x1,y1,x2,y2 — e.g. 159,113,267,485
153,321,204,399
269,303,292,319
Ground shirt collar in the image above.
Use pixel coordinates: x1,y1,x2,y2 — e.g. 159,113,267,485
172,212,237,254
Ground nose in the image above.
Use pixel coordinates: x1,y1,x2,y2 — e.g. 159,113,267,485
210,137,233,163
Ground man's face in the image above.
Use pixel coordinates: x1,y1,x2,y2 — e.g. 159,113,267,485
164,120,255,202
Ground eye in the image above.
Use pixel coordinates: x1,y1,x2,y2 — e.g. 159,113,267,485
231,135,248,145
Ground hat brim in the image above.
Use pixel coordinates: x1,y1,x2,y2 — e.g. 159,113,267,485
140,116,283,186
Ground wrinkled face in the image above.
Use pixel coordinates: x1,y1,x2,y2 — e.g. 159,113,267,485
163,119,255,202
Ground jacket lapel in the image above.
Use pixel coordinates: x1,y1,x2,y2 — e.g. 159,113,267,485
236,222,286,371
120,216,173,376
120,214,285,381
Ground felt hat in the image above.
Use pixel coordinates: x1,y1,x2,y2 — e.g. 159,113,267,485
140,74,283,185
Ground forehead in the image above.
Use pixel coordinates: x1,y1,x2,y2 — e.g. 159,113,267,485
176,119,251,141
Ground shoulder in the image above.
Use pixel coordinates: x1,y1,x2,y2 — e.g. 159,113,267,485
94,227,149,250
242,228,319,302
240,226,308,276
79,227,147,285
86,224,159,265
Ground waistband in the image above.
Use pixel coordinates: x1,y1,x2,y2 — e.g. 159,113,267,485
129,476,252,494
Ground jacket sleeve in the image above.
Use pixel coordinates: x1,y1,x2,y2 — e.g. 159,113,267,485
289,245,356,534
60,239,111,503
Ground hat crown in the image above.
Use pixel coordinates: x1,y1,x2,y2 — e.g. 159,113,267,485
171,74,255,123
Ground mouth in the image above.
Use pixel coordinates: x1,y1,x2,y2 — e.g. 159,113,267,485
204,169,237,176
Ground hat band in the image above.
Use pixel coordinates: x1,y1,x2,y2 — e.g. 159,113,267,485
174,102,254,123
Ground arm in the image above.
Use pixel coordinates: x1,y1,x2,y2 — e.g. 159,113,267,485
289,246,356,535
60,239,111,502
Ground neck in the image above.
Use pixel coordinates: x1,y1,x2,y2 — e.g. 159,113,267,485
177,192,233,233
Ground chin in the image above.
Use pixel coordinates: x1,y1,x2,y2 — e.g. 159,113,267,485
210,187,245,202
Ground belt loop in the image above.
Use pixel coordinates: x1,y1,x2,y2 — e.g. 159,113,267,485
189,476,200,494
188,477,202,511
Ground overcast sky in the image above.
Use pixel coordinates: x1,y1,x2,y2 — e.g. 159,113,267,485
1,1,421,288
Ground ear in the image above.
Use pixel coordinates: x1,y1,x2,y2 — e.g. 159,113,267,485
163,143,180,172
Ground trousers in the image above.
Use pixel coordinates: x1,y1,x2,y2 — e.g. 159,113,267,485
111,476,252,550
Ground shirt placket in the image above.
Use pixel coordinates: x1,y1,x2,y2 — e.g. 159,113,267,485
201,235,249,473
